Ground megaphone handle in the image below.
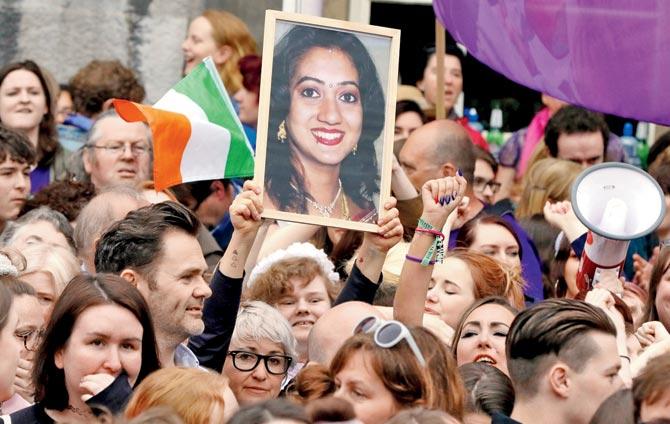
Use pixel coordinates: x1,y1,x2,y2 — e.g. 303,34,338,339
576,251,625,292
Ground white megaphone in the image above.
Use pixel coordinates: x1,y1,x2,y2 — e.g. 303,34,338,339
571,163,666,293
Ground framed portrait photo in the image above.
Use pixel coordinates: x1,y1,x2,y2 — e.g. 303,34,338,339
254,10,401,232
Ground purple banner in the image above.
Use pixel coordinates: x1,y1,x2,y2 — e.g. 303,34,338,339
434,0,670,124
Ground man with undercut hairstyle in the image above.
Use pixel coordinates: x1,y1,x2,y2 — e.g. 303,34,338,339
94,201,212,367
494,299,623,424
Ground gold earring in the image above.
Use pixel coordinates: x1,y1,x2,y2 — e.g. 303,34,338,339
277,120,287,143
352,144,358,156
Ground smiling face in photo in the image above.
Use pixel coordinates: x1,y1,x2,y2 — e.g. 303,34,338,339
286,46,363,169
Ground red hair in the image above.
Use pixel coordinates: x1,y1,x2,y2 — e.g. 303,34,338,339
447,249,525,310
239,54,261,99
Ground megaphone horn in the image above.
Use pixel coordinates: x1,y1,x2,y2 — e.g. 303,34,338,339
571,163,665,292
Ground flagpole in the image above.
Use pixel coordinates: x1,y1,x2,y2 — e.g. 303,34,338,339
435,18,446,120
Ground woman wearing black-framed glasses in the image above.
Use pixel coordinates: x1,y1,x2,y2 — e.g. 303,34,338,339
223,301,297,407
2,273,45,410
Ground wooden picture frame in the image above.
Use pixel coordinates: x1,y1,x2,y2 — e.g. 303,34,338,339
254,10,401,232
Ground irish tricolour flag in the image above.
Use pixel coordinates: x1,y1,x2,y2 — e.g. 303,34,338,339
113,57,254,191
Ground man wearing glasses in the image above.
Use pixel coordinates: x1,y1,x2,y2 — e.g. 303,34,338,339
473,146,502,205
82,110,152,191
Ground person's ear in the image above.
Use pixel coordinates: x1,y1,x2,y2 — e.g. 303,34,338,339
213,45,233,66
54,348,64,370
212,181,235,202
101,98,115,112
548,362,570,399
121,269,152,297
416,79,425,93
82,149,93,174
120,268,140,288
440,163,457,178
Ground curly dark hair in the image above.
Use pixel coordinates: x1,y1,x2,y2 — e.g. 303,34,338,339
22,180,95,221
0,60,59,168
544,106,609,158
69,60,145,118
267,25,384,214
0,124,37,165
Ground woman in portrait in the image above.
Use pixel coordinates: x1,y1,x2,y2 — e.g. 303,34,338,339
265,25,385,222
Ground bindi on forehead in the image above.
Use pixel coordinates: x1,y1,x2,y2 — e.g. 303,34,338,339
293,47,359,81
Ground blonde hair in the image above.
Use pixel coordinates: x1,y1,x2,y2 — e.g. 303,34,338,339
20,243,80,296
125,368,231,424
201,9,257,94
516,158,582,219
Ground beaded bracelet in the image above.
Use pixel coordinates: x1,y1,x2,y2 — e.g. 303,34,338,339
405,254,436,266
416,218,445,265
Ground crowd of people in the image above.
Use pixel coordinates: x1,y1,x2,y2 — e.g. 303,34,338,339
0,6,669,424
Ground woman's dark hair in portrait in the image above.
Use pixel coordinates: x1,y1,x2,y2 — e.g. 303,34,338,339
267,25,385,214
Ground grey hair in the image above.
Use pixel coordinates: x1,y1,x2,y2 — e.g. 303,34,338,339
231,301,297,361
84,109,153,175
1,207,75,252
86,109,153,147
73,185,145,255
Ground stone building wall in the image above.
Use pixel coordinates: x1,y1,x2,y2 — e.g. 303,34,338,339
0,0,283,102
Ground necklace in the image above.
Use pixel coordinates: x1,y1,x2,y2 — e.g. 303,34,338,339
67,405,93,418
303,179,342,217
341,191,350,220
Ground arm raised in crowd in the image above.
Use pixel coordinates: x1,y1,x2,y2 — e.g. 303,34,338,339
394,176,467,326
219,180,264,277
585,287,632,387
334,197,404,305
255,221,321,263
632,321,670,376
188,180,264,371
543,200,588,249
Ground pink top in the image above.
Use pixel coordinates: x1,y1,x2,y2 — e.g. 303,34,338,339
1,393,31,415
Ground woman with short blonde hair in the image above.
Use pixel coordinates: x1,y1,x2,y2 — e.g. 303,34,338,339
223,301,297,406
19,243,80,320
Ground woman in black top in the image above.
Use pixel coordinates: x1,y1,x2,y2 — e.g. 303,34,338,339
9,273,160,423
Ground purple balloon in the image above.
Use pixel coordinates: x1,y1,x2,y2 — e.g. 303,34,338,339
434,0,670,124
